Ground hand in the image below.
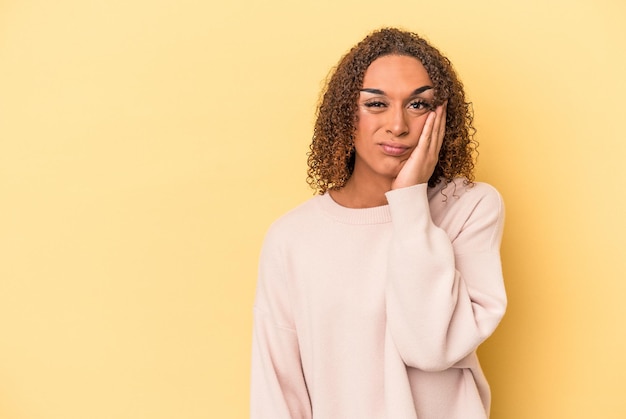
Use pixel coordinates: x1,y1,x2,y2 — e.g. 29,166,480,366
391,102,446,190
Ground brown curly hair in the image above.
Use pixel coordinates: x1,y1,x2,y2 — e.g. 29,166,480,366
306,27,477,194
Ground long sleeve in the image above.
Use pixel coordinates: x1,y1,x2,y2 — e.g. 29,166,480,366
250,228,312,419
384,182,506,371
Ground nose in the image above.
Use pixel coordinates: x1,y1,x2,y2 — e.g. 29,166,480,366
386,105,409,137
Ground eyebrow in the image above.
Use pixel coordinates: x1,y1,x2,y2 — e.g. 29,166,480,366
359,86,433,95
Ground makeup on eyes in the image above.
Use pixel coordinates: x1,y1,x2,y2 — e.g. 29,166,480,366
360,86,435,111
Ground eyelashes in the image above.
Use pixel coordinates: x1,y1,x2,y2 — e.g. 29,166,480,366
363,101,386,108
408,100,434,111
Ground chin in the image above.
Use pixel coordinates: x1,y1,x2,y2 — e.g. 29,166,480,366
381,165,402,179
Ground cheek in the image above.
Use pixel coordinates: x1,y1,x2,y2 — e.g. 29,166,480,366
355,112,381,138
410,114,430,135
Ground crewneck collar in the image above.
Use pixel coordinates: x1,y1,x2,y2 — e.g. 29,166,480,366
316,193,392,225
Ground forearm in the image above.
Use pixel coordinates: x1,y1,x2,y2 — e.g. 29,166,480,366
384,184,506,370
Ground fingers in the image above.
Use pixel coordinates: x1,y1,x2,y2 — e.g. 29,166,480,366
420,102,445,154
432,101,447,155
417,111,437,150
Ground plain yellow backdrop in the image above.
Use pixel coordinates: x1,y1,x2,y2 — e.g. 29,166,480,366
1,0,625,418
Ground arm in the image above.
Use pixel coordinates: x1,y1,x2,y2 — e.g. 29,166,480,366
250,229,312,419
386,104,505,370
384,182,506,371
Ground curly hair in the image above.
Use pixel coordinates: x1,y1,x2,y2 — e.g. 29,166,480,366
306,27,477,194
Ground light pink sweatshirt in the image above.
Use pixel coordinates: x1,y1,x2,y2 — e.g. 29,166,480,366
251,179,506,418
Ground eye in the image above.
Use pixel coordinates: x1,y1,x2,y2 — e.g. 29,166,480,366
363,101,387,108
408,100,433,112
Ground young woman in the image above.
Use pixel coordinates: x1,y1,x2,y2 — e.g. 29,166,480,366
251,28,506,419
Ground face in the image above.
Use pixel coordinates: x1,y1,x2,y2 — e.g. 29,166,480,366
352,54,435,184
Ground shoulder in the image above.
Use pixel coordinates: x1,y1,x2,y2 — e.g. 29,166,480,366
262,195,324,248
428,179,504,247
429,178,503,215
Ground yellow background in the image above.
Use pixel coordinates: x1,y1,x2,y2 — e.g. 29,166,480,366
1,0,625,418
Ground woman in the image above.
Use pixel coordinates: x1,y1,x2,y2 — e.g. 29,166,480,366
251,28,506,419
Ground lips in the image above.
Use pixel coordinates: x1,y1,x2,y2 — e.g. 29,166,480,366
379,142,410,156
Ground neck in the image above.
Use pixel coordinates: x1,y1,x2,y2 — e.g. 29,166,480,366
329,173,392,208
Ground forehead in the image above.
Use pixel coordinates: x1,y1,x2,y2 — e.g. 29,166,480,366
362,55,432,89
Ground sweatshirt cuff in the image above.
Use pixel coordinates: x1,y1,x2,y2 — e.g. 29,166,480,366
384,183,433,230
